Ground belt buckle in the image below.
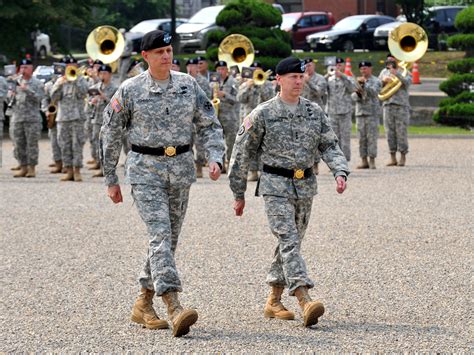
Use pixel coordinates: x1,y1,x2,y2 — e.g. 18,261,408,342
294,169,305,179
164,146,177,157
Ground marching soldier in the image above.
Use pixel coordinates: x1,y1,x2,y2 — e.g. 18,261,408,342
85,59,103,167
100,30,225,337
326,57,356,162
379,57,412,166
351,61,382,169
0,74,7,166
197,56,209,80
51,56,89,181
9,58,44,178
229,56,349,327
171,58,181,72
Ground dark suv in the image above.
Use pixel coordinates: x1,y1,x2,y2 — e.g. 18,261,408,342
281,12,335,50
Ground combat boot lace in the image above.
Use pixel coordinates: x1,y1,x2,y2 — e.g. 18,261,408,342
60,167,74,181
13,166,28,178
398,153,406,167
131,288,169,330
264,286,295,320
369,157,376,169
50,161,63,174
25,165,36,178
162,291,198,337
294,286,325,327
356,157,369,169
386,153,397,166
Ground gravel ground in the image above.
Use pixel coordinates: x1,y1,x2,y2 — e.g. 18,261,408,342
0,137,472,352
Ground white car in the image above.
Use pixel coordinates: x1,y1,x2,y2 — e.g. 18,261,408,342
373,16,406,49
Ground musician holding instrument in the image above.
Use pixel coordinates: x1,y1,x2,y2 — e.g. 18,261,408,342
8,58,44,178
51,56,89,182
351,61,382,169
85,59,103,168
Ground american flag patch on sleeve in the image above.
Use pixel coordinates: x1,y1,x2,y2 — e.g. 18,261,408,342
111,98,123,113
243,116,253,131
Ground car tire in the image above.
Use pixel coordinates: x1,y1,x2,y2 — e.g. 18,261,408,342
39,46,47,59
342,40,354,52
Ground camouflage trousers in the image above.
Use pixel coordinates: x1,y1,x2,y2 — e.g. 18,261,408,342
383,105,409,154
356,114,379,158
132,184,190,296
48,126,62,162
57,120,85,168
329,112,352,161
84,116,95,160
218,115,239,162
9,120,19,162
264,195,315,296
11,121,42,166
91,123,101,164
193,128,206,166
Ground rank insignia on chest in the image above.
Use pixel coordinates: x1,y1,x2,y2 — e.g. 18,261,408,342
111,98,123,113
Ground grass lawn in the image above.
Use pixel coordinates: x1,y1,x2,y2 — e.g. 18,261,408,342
351,124,474,135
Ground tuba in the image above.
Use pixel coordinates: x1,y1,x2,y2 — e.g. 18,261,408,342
378,23,428,101
86,26,125,64
218,34,255,72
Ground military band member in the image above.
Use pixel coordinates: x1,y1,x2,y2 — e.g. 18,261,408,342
85,59,103,166
326,57,356,162
351,61,382,169
51,56,89,181
0,74,8,166
100,30,225,337
42,75,63,173
171,58,181,72
9,59,44,178
197,56,209,80
229,57,349,328
379,57,412,166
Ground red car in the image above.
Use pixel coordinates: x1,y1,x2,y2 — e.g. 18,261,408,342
281,12,335,50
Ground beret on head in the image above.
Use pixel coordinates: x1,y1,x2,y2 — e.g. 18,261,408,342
215,60,227,68
251,61,261,68
93,59,104,65
335,57,344,64
141,30,172,51
98,64,112,73
303,57,314,64
196,56,207,62
20,58,32,66
276,57,305,75
172,58,180,65
64,57,78,64
359,61,372,68
186,58,198,66
127,59,141,73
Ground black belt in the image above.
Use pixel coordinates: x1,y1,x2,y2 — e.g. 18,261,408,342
131,144,190,157
263,164,313,180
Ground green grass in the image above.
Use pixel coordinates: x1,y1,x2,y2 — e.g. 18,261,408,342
352,124,474,135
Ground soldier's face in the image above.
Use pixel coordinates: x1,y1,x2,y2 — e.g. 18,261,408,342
187,64,197,76
99,71,111,82
277,73,305,96
142,45,173,72
336,63,345,72
217,66,228,79
20,65,33,76
359,66,371,76
198,61,207,73
305,62,315,75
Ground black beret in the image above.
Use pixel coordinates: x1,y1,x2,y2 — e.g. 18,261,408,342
127,59,141,73
141,30,172,51
19,58,32,65
215,60,227,68
335,57,344,64
60,57,68,64
93,59,104,65
251,61,261,68
98,64,112,73
64,57,78,64
196,56,207,62
387,53,394,58
358,61,372,68
186,58,198,65
303,57,314,64
276,57,306,75
172,58,180,65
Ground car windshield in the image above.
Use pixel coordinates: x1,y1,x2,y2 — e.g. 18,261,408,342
188,6,224,24
333,17,365,30
35,66,52,75
129,21,161,33
281,14,299,29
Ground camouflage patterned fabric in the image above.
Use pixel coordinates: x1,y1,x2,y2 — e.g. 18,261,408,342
302,72,327,110
42,79,62,162
217,75,239,161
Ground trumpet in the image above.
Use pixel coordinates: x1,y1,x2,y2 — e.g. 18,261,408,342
253,69,272,86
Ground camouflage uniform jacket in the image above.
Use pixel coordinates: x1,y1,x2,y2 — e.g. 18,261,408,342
100,70,225,187
351,75,382,116
11,76,44,123
41,80,54,113
0,76,8,121
90,81,118,125
229,96,349,200
302,73,327,109
237,80,274,119
218,75,238,118
195,74,211,98
378,68,411,107
326,74,356,115
51,76,88,122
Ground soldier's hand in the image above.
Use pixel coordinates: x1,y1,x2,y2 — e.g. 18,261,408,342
107,184,123,204
234,199,245,216
208,161,221,181
336,176,346,194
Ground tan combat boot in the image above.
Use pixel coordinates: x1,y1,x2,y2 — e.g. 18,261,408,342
73,167,83,182
48,162,56,167
86,159,96,165
11,165,21,171
356,157,369,169
386,153,397,166
131,288,169,330
88,162,100,170
369,157,376,169
196,164,203,178
264,286,295,320
248,170,259,181
60,167,74,181
25,165,36,178
92,170,103,178
162,291,198,337
294,286,325,327
313,163,319,175
398,153,406,167
13,166,28,178
50,161,63,174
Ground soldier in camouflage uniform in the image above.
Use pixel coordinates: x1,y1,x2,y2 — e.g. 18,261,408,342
89,64,118,178
379,57,412,166
42,76,63,173
351,61,382,169
0,75,8,166
326,57,356,162
9,59,44,178
100,30,225,337
85,59,103,167
229,57,349,327
51,57,89,181
197,56,209,80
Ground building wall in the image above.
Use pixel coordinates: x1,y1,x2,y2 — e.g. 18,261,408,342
302,0,398,21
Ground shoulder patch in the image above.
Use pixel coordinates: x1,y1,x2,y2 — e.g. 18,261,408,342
243,115,253,131
111,98,123,113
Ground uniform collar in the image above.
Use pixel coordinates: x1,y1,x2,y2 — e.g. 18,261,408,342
146,69,175,94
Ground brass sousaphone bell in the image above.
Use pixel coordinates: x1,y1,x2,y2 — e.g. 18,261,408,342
218,34,255,72
86,25,125,65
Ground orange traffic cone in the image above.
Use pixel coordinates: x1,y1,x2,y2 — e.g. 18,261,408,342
344,57,353,76
412,61,421,84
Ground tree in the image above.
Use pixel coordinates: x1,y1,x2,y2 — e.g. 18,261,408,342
396,0,425,26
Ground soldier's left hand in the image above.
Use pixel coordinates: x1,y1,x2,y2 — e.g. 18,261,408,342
336,176,346,194
208,161,221,181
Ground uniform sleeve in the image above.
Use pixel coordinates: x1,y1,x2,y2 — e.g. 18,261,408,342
341,74,356,93
395,70,411,88
99,86,131,186
23,80,44,101
228,110,264,200
192,80,225,165
0,78,9,99
261,81,275,102
365,78,382,98
41,83,51,112
222,81,238,104
76,77,89,98
236,81,253,103
50,80,63,102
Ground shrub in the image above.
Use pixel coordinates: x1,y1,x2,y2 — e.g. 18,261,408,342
447,34,474,51
215,9,244,28
216,0,281,28
454,6,474,33
439,73,474,97
439,92,474,107
447,58,474,74
434,103,474,127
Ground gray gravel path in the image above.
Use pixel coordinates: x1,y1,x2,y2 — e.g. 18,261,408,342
1,137,472,352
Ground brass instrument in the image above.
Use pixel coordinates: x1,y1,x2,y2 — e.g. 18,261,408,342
355,76,367,100
378,22,428,101
65,65,88,81
86,25,125,64
46,103,57,129
253,68,272,85
326,65,336,78
218,34,255,71
128,61,145,78
211,82,220,116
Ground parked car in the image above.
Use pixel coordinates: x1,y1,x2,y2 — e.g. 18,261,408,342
32,65,54,83
281,12,335,50
126,18,188,53
306,14,395,51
